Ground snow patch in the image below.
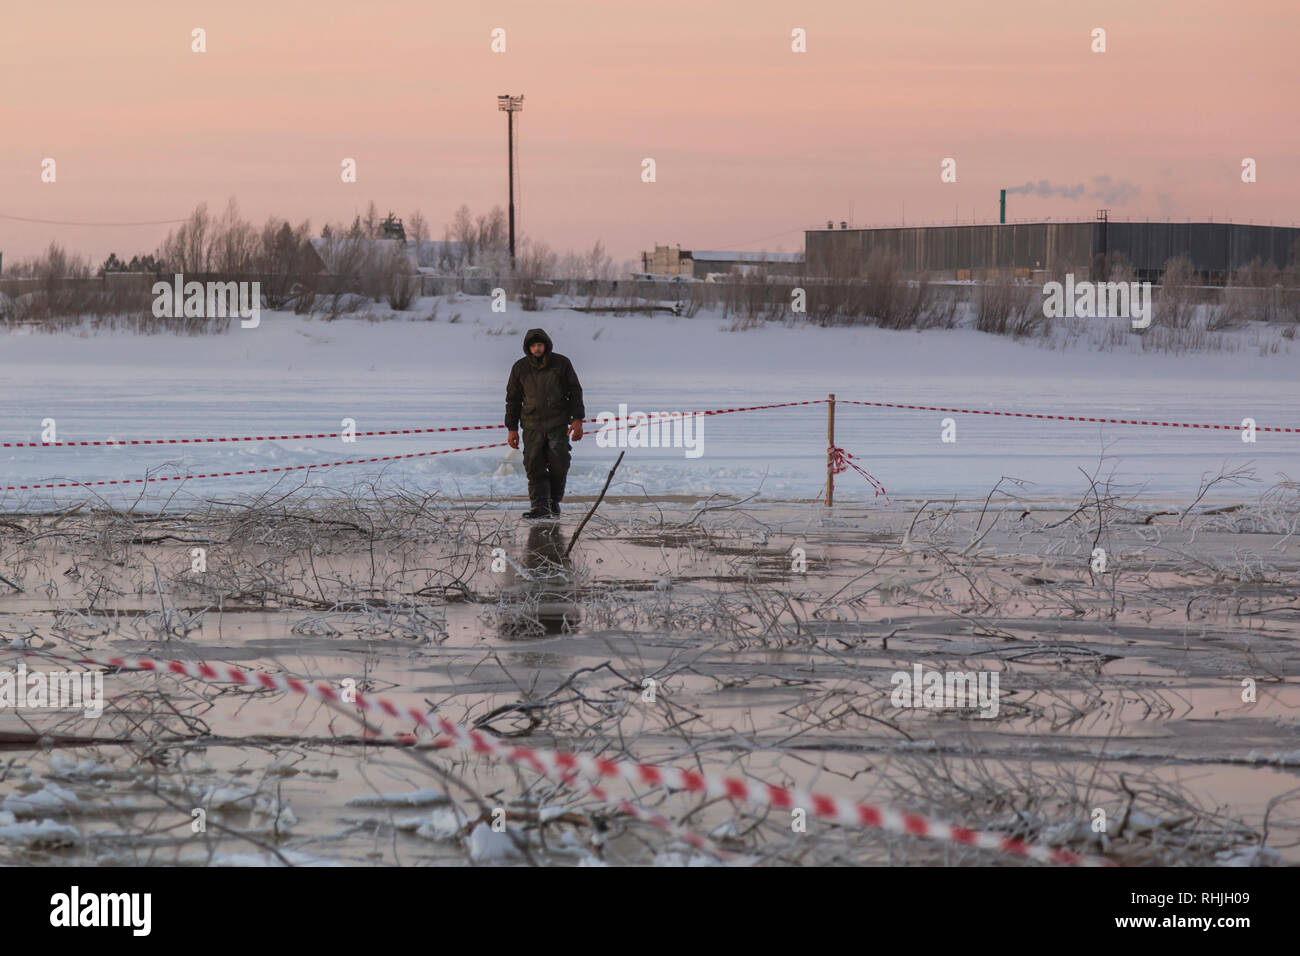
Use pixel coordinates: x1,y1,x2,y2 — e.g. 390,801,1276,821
465,821,526,861
2,782,80,817
346,788,450,808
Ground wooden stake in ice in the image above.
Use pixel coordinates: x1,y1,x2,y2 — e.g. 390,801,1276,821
566,450,624,557
825,393,836,507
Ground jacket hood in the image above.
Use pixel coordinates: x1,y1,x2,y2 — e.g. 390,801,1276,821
523,328,553,356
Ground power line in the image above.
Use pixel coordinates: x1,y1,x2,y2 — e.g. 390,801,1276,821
0,212,188,227
708,226,807,250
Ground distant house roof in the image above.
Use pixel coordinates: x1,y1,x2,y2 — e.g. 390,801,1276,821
308,238,413,273
689,250,804,263
307,238,469,275
406,240,466,271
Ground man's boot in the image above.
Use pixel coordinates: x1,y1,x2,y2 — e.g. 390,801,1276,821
524,476,552,520
549,468,566,518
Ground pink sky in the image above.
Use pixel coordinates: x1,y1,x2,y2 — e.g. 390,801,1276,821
2,0,1297,266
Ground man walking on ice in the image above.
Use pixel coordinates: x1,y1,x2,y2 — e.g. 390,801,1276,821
505,328,585,519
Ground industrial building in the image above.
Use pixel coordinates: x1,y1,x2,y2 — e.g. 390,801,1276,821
805,220,1300,284
640,244,803,279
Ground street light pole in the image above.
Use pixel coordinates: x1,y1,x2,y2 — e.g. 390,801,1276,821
497,94,524,273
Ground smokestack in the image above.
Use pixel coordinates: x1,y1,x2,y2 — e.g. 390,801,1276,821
999,189,1006,225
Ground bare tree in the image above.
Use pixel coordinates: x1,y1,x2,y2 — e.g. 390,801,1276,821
450,205,476,265
439,226,462,273
210,198,258,274
257,217,315,309
585,239,614,282
1155,256,1196,329
379,242,418,310
475,206,508,271
517,238,558,310
407,210,431,244
158,203,213,274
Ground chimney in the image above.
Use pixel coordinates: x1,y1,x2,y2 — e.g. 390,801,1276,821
999,189,1006,225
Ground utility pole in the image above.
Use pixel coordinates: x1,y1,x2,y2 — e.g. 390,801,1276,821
498,94,524,272
1096,207,1110,279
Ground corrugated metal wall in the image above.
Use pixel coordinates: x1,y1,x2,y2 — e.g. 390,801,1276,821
807,223,1093,276
808,222,1300,280
1103,223,1299,276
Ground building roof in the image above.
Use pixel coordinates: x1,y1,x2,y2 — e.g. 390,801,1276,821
406,240,465,269
689,250,803,262
307,238,468,275
806,220,1300,233
309,237,412,273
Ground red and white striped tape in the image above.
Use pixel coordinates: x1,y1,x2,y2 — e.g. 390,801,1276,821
6,397,1295,452
0,400,823,492
1,441,508,492
9,394,1285,494
0,424,504,449
8,400,822,450
403,735,735,860
19,648,1110,866
840,399,1299,433
16,651,734,860
830,445,888,499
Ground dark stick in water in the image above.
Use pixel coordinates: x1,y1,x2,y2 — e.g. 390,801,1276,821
566,451,625,557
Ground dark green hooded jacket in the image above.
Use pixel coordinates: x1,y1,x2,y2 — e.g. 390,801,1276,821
504,328,585,432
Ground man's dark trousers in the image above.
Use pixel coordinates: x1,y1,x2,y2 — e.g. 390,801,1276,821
522,424,571,509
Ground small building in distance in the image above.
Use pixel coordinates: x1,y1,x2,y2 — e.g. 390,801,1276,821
306,238,466,275
640,244,693,277
306,238,412,275
689,250,803,279
640,244,803,279
406,240,467,274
